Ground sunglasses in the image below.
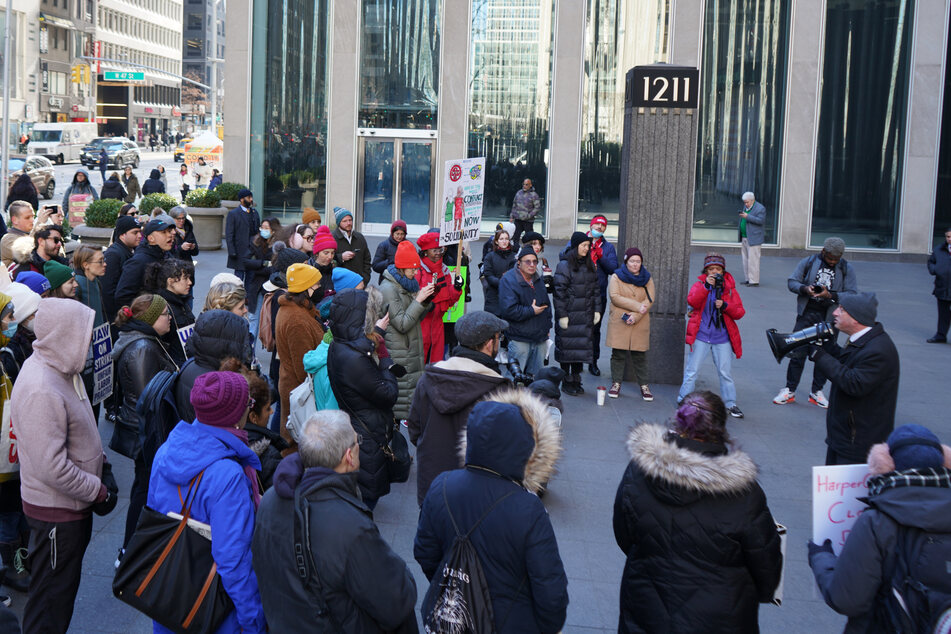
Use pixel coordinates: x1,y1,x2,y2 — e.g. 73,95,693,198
50,237,63,244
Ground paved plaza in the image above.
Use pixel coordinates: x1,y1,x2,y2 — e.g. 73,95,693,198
9,239,947,632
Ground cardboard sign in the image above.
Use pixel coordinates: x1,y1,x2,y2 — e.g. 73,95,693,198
68,193,93,226
91,323,113,405
439,158,485,247
442,267,467,324
812,464,871,555
177,324,195,356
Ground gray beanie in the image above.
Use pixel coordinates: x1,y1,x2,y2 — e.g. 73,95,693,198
823,237,846,258
839,291,878,326
455,311,508,348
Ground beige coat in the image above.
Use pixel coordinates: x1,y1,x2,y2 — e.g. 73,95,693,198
606,274,655,351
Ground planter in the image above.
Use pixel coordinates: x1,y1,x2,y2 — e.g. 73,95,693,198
70,224,114,249
186,206,227,250
221,200,240,211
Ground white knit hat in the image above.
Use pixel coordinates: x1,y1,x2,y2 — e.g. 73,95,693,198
5,282,41,322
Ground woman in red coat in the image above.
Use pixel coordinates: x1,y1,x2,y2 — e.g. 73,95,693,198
415,232,461,363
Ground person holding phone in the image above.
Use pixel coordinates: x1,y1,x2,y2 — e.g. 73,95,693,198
331,206,371,285
499,245,552,378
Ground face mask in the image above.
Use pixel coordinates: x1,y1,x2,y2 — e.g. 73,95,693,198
21,319,33,333
590,229,604,239
2,323,16,338
259,229,271,240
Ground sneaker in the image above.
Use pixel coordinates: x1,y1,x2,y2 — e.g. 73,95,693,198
809,390,830,409
640,385,654,401
729,405,744,418
608,382,621,398
772,387,795,404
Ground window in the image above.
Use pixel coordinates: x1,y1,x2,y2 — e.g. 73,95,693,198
49,70,68,95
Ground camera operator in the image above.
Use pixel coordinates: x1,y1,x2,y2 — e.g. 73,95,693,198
677,253,746,418
407,311,510,507
773,237,857,408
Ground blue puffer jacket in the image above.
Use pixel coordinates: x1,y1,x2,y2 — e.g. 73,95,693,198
498,267,552,344
414,392,568,633
148,421,266,634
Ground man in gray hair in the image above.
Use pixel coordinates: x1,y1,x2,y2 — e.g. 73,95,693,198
738,191,766,286
251,410,417,631
773,236,857,409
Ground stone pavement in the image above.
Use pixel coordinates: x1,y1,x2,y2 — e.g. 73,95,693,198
10,238,947,632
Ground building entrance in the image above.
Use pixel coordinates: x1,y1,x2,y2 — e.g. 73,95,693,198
358,130,436,236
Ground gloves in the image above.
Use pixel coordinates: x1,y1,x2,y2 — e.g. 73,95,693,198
593,312,601,325
93,462,119,516
543,275,554,294
389,364,407,378
558,317,568,330
453,274,464,291
807,539,834,562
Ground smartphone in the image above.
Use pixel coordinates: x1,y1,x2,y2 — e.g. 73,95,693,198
622,313,631,321
43,204,61,213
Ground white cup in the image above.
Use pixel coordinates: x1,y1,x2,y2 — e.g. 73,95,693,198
596,386,607,406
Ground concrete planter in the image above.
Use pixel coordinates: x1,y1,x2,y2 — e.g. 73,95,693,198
185,206,227,250
70,224,113,248
221,200,240,210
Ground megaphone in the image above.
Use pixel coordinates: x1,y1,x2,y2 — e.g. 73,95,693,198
766,322,835,363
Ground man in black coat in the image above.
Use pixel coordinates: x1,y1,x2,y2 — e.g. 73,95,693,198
225,188,262,282
114,215,174,308
102,216,141,323
252,411,418,633
809,292,900,465
926,227,951,343
331,207,371,285
408,311,510,506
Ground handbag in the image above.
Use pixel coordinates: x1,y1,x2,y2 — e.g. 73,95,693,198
113,470,235,633
0,371,17,477
108,416,139,459
286,373,317,443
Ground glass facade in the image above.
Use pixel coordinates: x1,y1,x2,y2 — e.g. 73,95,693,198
693,0,789,243
577,0,670,239
250,0,330,220
934,24,951,246
811,0,913,249
468,0,554,233
359,0,440,129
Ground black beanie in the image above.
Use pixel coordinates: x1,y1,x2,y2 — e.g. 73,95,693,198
570,231,591,250
272,242,309,274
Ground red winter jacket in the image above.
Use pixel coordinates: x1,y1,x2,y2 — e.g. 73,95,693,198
416,256,462,363
685,272,745,359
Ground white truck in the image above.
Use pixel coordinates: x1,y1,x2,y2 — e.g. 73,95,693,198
27,122,99,164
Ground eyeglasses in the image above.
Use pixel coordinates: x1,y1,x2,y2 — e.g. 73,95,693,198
159,310,171,318
89,258,105,265
303,235,315,242
352,434,363,447
521,259,538,266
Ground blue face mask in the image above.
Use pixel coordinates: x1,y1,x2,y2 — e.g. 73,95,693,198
590,229,604,239
259,229,271,240
2,323,17,338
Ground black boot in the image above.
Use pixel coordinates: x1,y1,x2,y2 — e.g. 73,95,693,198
588,363,601,377
0,543,29,593
573,373,585,395
562,374,581,396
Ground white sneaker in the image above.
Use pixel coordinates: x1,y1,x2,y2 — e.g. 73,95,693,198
772,387,795,404
809,390,829,409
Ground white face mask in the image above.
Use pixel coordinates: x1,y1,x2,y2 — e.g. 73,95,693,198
21,318,34,333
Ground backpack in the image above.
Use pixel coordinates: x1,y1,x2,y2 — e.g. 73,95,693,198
135,360,190,474
422,484,517,634
286,374,316,443
258,292,276,352
886,524,951,633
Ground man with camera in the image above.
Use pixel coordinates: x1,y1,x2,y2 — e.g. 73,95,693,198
407,311,510,507
774,237,858,408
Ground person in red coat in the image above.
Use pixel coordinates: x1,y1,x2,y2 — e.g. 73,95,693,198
677,253,746,418
416,232,462,363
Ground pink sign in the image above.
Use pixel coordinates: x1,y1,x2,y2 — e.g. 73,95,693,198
811,464,871,555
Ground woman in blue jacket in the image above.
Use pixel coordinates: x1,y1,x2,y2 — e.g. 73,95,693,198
147,371,266,634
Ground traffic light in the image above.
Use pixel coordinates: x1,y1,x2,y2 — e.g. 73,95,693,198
71,65,82,83
82,65,91,84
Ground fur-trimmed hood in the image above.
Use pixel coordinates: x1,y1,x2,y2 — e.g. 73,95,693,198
626,424,758,503
460,388,561,495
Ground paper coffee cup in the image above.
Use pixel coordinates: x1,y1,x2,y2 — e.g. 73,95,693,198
596,386,607,406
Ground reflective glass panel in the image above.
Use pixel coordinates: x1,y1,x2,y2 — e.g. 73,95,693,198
934,24,951,247
811,0,912,249
359,0,440,129
577,0,670,239
400,141,433,226
468,0,554,234
363,140,395,224
694,0,789,243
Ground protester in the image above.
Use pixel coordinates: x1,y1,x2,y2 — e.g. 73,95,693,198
554,232,600,396
225,188,262,283
1,202,34,268
14,271,50,298
6,173,37,213
0,291,27,596
310,225,338,297
606,247,655,400
61,169,98,218
147,371,266,633
808,292,900,465
482,228,516,316
331,206,371,285
926,227,951,343
286,223,314,254
416,232,461,364
808,424,951,632
509,178,541,246
99,172,127,201
677,253,746,418
587,215,618,376
381,241,435,420
499,246,552,378
11,298,118,633
140,168,165,195
120,166,140,203
246,216,278,324
415,393,568,633
263,244,309,425
614,391,783,632
371,219,407,284
408,311,509,506
72,246,107,419
522,230,554,293
22,225,68,274
0,283,40,380
168,206,199,261
114,215,175,307
252,411,417,631
102,216,140,323
143,258,195,366
204,282,248,319
301,206,321,232
226,362,285,490
44,260,78,299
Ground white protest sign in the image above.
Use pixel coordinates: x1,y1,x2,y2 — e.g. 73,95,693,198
439,158,485,247
91,323,113,405
177,324,195,357
812,464,870,555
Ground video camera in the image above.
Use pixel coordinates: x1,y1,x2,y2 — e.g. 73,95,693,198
506,358,534,387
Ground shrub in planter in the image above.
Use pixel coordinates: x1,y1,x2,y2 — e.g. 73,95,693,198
84,198,124,228
185,188,222,208
140,193,180,214
215,182,247,201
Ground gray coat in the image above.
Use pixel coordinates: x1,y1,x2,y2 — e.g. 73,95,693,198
380,269,429,419
740,201,767,246
787,253,858,319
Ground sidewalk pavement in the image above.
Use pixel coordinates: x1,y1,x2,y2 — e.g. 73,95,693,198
12,238,946,632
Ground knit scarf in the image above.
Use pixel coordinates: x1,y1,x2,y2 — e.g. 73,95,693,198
224,428,262,508
615,265,651,287
866,467,951,497
589,236,603,264
387,264,420,293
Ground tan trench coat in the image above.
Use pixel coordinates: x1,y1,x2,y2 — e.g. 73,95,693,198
606,273,655,351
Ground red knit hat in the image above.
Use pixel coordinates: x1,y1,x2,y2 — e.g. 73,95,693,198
312,225,337,253
394,240,421,269
416,232,440,251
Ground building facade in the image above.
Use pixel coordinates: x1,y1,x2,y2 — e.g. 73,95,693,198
225,0,951,254
38,0,96,124
181,0,223,122
1,0,42,145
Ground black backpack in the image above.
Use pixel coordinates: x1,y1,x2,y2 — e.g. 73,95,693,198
422,484,517,634
135,359,191,474
886,524,951,633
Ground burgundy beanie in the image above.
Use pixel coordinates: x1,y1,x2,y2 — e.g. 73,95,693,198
190,371,250,428
624,247,643,263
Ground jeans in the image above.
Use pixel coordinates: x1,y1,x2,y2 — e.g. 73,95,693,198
507,339,546,378
678,340,736,407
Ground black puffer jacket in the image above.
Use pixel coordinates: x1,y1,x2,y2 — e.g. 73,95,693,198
482,247,516,315
171,217,200,260
114,243,168,308
100,174,127,200
157,288,195,367
7,173,38,211
371,236,402,285
553,252,601,364
327,289,400,502
141,169,165,195
613,424,782,633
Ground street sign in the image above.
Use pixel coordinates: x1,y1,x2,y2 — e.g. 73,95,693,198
103,71,144,81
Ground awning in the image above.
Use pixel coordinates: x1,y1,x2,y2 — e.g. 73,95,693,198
38,13,76,30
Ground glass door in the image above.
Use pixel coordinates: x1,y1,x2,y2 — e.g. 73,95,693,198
359,132,436,235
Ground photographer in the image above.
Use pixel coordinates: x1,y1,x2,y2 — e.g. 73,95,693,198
773,237,857,408
407,311,509,507
677,253,746,418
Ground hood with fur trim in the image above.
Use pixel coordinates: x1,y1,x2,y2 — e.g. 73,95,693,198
626,423,758,504
460,387,561,495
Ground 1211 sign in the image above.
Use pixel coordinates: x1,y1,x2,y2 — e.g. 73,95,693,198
627,66,700,109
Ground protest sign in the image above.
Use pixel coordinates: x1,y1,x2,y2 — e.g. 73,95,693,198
442,267,467,324
68,193,93,226
92,323,113,405
177,324,195,357
439,158,485,248
812,463,870,555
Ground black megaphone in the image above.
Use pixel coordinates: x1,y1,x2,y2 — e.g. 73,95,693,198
766,322,835,363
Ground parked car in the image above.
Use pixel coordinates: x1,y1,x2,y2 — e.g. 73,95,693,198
101,139,141,169
80,137,111,167
173,138,192,162
7,156,56,199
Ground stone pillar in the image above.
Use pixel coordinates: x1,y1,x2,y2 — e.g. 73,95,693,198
617,66,699,385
